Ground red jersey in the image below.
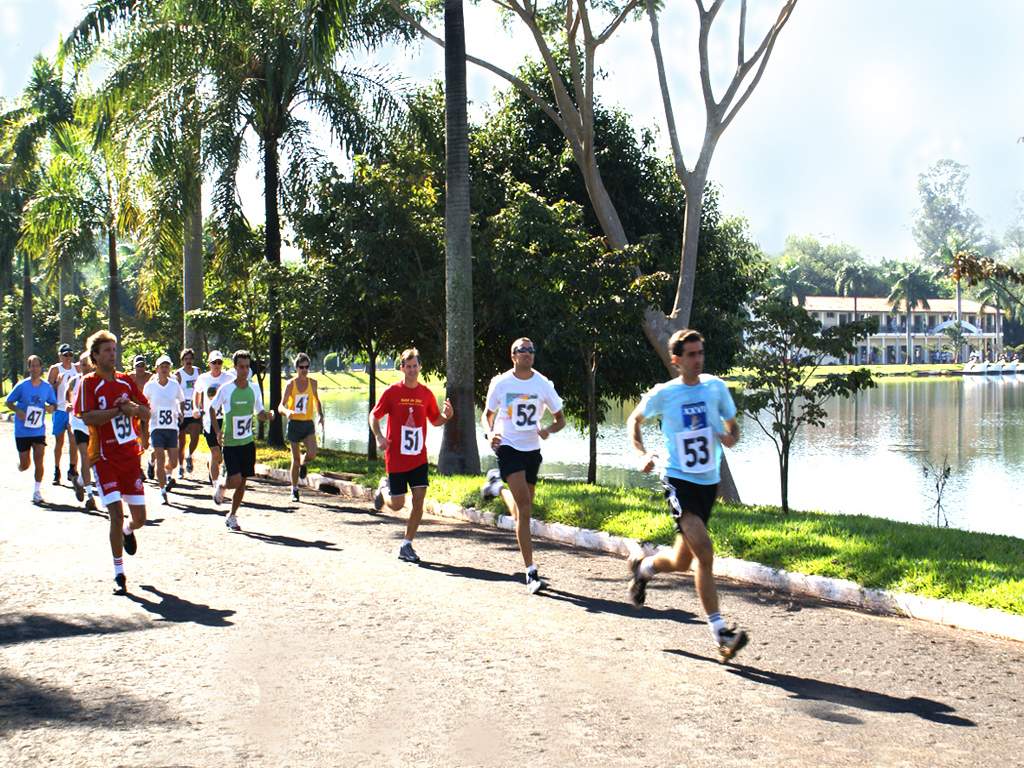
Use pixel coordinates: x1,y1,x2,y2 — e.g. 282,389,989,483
74,371,150,465
371,382,440,473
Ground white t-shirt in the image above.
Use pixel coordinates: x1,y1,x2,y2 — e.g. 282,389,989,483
54,363,77,411
68,373,87,432
485,369,564,452
194,370,236,431
143,378,186,433
175,366,201,418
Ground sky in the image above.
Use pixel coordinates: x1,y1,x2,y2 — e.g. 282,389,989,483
3,0,1024,262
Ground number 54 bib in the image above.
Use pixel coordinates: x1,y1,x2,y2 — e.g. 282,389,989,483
676,401,714,473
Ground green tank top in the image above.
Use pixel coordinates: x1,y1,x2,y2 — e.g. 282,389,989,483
223,383,257,446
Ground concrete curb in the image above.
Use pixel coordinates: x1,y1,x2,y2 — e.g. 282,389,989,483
255,463,1024,643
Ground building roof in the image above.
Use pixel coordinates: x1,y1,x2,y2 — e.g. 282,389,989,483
803,296,998,314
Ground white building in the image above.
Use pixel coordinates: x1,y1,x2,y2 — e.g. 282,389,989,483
803,296,1003,364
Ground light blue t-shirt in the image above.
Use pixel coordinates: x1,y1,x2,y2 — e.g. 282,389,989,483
639,374,737,485
6,378,57,438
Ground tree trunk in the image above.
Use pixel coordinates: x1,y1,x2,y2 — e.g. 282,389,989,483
182,165,203,351
21,251,33,361
906,311,912,364
779,446,789,514
438,0,481,475
264,135,284,447
586,349,597,484
108,230,121,369
672,172,707,335
955,278,964,363
58,259,73,345
366,345,377,461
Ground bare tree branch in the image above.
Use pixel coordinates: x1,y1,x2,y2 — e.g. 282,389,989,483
737,0,746,66
596,0,640,46
645,0,686,181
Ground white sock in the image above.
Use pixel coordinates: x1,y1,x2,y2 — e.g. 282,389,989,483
708,612,725,641
638,556,656,580
526,564,537,575
401,539,411,547
113,557,124,576
123,521,133,536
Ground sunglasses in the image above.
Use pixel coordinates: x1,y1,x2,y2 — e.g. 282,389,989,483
61,353,72,357
297,364,309,369
513,346,536,354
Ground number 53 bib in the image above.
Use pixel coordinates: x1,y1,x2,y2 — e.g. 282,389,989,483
676,401,713,473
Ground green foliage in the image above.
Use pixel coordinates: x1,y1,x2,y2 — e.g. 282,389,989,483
914,159,987,264
736,296,876,513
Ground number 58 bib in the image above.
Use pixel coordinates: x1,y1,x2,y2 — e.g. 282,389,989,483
676,401,714,473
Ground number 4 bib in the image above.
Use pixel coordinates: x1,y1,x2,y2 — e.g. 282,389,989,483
676,401,713,473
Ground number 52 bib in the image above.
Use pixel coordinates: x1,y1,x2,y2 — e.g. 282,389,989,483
676,401,713,473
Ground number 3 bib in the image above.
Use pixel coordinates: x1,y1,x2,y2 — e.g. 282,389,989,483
676,401,713,473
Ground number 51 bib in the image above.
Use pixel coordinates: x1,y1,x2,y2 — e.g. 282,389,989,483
676,401,713,473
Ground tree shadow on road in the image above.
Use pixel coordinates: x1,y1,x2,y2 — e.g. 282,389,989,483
543,587,702,624
664,649,976,726
0,671,174,734
126,585,235,627
0,612,150,647
236,530,341,550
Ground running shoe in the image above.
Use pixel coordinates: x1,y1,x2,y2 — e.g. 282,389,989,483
113,573,128,595
225,515,241,532
73,478,85,503
717,625,749,661
526,569,545,595
160,487,169,505
299,463,308,480
185,456,193,473
166,477,175,492
178,465,185,479
398,542,421,564
85,496,97,512
373,476,387,512
481,468,503,501
67,467,77,482
52,467,60,486
213,482,224,506
291,487,300,502
147,460,155,480
123,528,137,556
32,490,44,505
627,555,649,608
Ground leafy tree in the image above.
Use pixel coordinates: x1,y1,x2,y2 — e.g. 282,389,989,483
770,264,814,306
835,260,870,319
886,263,934,363
736,296,875,513
914,159,987,264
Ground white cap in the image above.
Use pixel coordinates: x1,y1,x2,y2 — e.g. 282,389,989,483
208,350,224,363
156,354,173,367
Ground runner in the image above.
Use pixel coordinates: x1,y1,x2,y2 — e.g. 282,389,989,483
46,343,79,486
278,352,325,502
142,355,186,505
5,355,57,504
130,355,156,480
209,350,273,531
369,348,453,563
193,350,235,486
625,328,748,661
68,351,100,510
75,330,151,595
480,337,565,593
174,348,202,478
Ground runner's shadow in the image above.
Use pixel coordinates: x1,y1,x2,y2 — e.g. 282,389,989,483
544,587,702,624
236,531,341,550
42,501,108,519
236,500,297,513
126,585,235,627
418,561,522,584
664,649,976,727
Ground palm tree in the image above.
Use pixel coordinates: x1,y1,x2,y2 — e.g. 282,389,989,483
437,0,480,474
771,264,814,306
887,263,932,364
934,231,980,362
976,280,1009,357
835,261,869,320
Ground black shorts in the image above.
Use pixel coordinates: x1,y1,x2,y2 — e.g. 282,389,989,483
496,445,542,485
223,442,257,479
181,416,202,430
151,429,178,449
388,462,429,496
15,435,46,453
204,420,223,449
287,419,316,443
73,429,89,445
662,476,717,528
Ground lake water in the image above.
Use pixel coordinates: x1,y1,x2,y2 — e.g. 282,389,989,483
315,377,1024,539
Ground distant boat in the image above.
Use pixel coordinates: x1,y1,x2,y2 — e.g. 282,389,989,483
963,361,1019,376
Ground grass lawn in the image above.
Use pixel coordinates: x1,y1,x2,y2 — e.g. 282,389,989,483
252,442,1024,615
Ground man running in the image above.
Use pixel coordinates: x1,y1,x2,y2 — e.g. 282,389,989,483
46,343,79,485
5,355,57,504
143,355,187,504
209,350,272,531
174,348,202,478
130,355,156,480
480,337,565,594
194,350,235,486
625,328,748,661
279,352,325,502
369,348,453,563
76,330,151,595
68,351,100,510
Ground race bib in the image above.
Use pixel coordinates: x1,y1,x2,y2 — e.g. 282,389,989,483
24,405,44,429
400,425,423,456
511,396,541,432
156,408,175,427
183,399,193,416
294,394,308,414
112,414,137,445
233,415,254,440
675,401,713,473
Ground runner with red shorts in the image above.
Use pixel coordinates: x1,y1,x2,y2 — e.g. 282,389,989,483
75,330,151,594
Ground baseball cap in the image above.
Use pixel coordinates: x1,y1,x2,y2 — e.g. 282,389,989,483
208,350,224,363
156,354,173,367
58,343,73,355
133,355,147,367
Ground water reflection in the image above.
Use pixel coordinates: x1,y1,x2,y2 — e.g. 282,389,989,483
314,377,1024,538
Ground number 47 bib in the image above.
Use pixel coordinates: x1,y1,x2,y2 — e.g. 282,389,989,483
676,401,714,473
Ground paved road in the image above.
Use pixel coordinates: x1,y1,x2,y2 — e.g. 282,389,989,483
1,428,1022,767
